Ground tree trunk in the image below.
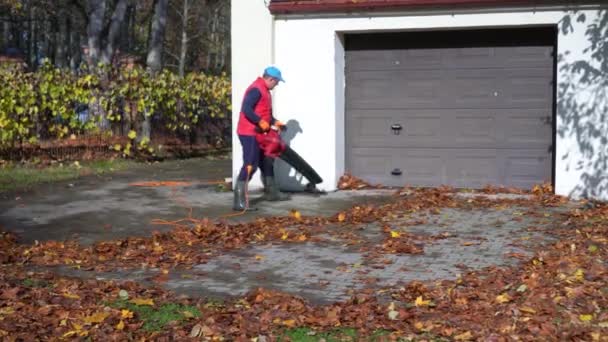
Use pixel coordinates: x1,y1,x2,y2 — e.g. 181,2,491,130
143,0,168,141
100,0,128,65
70,29,82,70
87,0,106,66
29,15,37,68
178,0,189,77
2,20,10,48
55,7,69,68
146,0,168,73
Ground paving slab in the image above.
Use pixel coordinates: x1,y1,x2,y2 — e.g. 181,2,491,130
0,158,573,305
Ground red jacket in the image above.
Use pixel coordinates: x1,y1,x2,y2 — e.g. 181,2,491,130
237,77,272,136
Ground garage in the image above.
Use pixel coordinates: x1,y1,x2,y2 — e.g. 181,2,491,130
345,27,556,189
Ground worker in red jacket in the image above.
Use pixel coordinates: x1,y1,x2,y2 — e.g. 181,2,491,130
233,66,290,211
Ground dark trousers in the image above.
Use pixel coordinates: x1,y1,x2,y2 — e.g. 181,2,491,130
237,135,274,181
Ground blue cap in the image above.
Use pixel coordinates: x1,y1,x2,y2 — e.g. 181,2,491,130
264,66,285,82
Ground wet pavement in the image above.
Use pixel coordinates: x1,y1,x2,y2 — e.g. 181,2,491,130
0,158,573,304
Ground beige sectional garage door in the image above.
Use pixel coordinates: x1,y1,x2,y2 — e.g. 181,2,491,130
345,28,555,189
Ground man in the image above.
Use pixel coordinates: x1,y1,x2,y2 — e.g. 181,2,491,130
233,66,290,211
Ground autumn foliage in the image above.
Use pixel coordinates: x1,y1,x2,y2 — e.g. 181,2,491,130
0,186,606,339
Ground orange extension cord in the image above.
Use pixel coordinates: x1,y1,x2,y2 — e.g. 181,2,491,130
129,165,253,227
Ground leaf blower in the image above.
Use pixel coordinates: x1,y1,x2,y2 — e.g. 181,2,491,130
256,126,324,193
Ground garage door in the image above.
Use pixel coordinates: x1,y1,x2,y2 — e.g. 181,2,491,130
345,27,555,189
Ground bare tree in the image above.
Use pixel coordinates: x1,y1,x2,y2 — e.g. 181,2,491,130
100,0,129,65
177,0,190,77
86,0,105,66
146,0,168,73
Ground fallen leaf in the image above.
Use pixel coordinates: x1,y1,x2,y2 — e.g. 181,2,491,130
83,312,109,325
415,296,431,307
0,288,19,300
338,212,346,222
520,306,536,314
454,331,473,340
118,289,129,300
282,319,296,327
390,231,401,238
291,210,302,220
130,298,154,306
496,294,511,304
189,324,203,338
255,255,265,261
116,320,125,330
63,292,80,300
121,309,133,319
579,314,593,322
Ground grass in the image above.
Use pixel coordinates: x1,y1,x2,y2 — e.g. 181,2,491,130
108,299,201,332
22,278,52,288
0,159,136,192
277,327,393,342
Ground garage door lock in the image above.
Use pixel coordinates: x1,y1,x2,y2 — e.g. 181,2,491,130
391,168,403,176
391,124,403,135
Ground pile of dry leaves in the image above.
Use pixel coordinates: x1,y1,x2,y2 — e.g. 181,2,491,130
0,185,606,340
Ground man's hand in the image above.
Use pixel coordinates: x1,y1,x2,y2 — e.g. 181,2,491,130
258,119,270,132
274,120,286,130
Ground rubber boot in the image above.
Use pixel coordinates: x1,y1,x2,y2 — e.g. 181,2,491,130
263,176,290,201
233,180,257,211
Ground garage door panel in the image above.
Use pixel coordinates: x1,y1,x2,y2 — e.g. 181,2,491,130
446,70,500,108
504,151,552,189
348,147,552,188
502,109,552,146
348,110,442,148
345,28,555,189
347,70,442,109
349,109,545,149
346,49,443,71
500,46,554,68
349,148,443,187
499,69,553,108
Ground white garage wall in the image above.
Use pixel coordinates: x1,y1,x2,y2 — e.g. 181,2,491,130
232,2,608,199
231,0,274,189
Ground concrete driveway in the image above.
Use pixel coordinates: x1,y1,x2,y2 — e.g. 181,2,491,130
0,158,572,304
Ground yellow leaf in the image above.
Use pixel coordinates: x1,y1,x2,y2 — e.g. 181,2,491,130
255,255,265,261
291,210,302,220
572,269,585,282
338,212,346,222
414,296,430,307
520,306,537,314
414,321,424,330
390,231,401,238
0,307,14,315
63,331,78,338
454,331,473,341
182,310,195,319
113,144,122,151
83,312,109,325
130,298,155,306
496,294,511,304
63,293,80,299
128,130,137,140
59,319,67,326
282,319,296,327
579,314,593,322
281,231,289,240
121,309,133,319
298,234,307,242
255,233,265,240
116,320,125,330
